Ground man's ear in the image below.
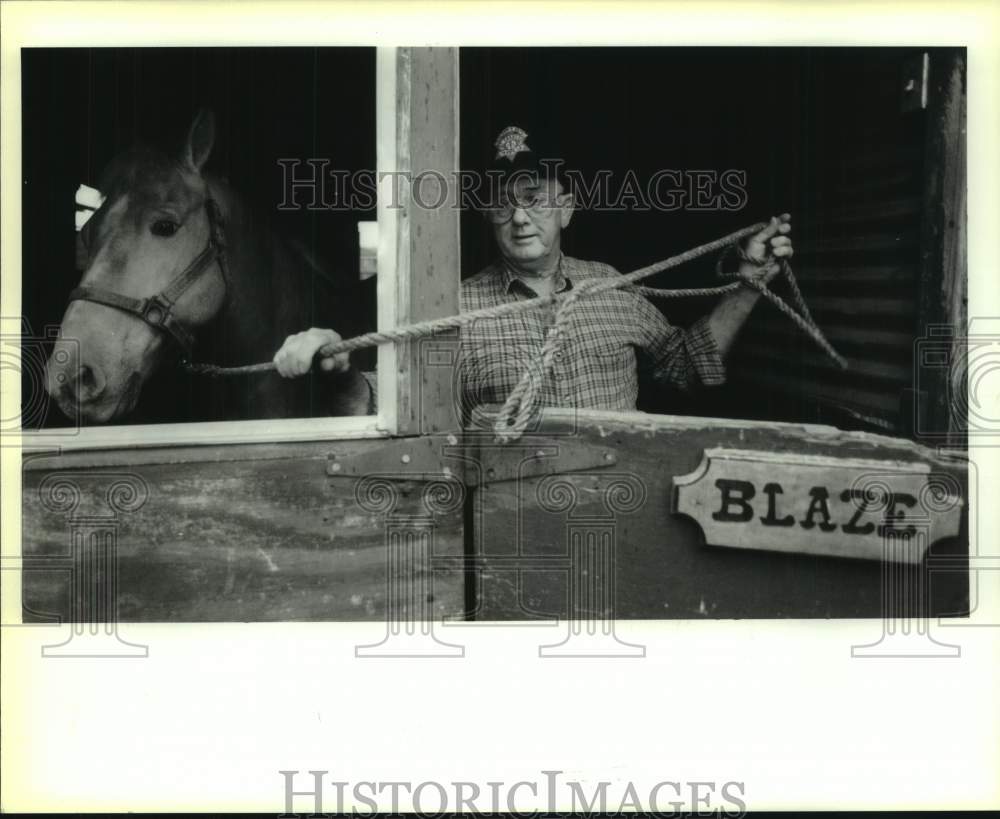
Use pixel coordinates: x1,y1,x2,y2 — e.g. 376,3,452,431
559,193,575,229
183,109,215,174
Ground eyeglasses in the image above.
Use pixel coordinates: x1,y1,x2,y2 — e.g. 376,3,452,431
485,190,564,225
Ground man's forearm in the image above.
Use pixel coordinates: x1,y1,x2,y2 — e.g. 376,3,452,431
706,284,764,358
705,214,792,358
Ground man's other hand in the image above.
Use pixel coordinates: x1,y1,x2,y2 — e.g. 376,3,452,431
741,213,793,283
273,327,351,378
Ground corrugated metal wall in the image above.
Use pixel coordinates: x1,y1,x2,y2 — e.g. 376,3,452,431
734,50,931,434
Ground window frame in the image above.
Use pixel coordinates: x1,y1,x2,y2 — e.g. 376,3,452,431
19,46,406,453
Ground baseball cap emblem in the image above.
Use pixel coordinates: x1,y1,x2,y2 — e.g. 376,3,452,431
494,126,531,161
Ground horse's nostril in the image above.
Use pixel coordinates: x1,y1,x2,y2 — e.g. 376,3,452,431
73,363,107,403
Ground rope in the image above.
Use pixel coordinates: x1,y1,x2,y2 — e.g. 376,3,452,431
181,221,846,442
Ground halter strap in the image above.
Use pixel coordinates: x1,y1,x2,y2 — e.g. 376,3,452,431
67,196,228,355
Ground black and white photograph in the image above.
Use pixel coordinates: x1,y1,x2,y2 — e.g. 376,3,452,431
2,1,998,815
17,44,971,621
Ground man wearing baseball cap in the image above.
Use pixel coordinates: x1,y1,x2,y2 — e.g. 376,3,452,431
458,124,792,417
273,124,792,418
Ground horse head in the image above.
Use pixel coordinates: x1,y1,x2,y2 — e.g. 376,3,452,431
46,110,228,423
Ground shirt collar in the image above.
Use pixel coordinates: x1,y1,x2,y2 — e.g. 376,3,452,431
499,254,573,297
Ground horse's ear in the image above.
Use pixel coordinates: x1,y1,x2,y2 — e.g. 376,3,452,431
183,109,215,174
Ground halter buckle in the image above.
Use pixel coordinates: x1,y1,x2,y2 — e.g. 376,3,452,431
140,294,173,327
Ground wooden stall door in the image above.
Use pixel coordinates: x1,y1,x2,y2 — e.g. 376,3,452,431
470,412,968,622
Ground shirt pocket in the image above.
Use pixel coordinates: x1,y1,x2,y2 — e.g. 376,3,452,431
574,338,638,404
577,337,635,370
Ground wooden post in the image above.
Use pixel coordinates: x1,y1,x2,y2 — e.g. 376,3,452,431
915,48,967,440
394,48,461,436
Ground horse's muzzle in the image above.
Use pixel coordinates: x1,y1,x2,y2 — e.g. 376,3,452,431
45,347,114,422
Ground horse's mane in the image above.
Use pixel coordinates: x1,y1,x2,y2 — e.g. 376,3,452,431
97,145,188,203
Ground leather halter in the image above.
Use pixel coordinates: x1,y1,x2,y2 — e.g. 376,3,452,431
68,196,228,355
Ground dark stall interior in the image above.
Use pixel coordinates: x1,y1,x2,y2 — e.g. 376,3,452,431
461,47,944,437
21,47,377,427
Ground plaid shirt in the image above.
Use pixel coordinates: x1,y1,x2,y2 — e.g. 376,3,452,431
458,255,725,413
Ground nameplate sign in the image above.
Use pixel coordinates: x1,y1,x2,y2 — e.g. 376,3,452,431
672,448,963,563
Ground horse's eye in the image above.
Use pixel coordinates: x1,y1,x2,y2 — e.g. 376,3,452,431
151,219,179,238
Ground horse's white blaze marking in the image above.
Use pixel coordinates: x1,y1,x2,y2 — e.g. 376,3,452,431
75,183,105,231
75,183,104,209
75,210,95,231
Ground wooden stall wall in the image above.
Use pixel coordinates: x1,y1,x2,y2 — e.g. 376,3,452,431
22,443,465,622
20,414,970,623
